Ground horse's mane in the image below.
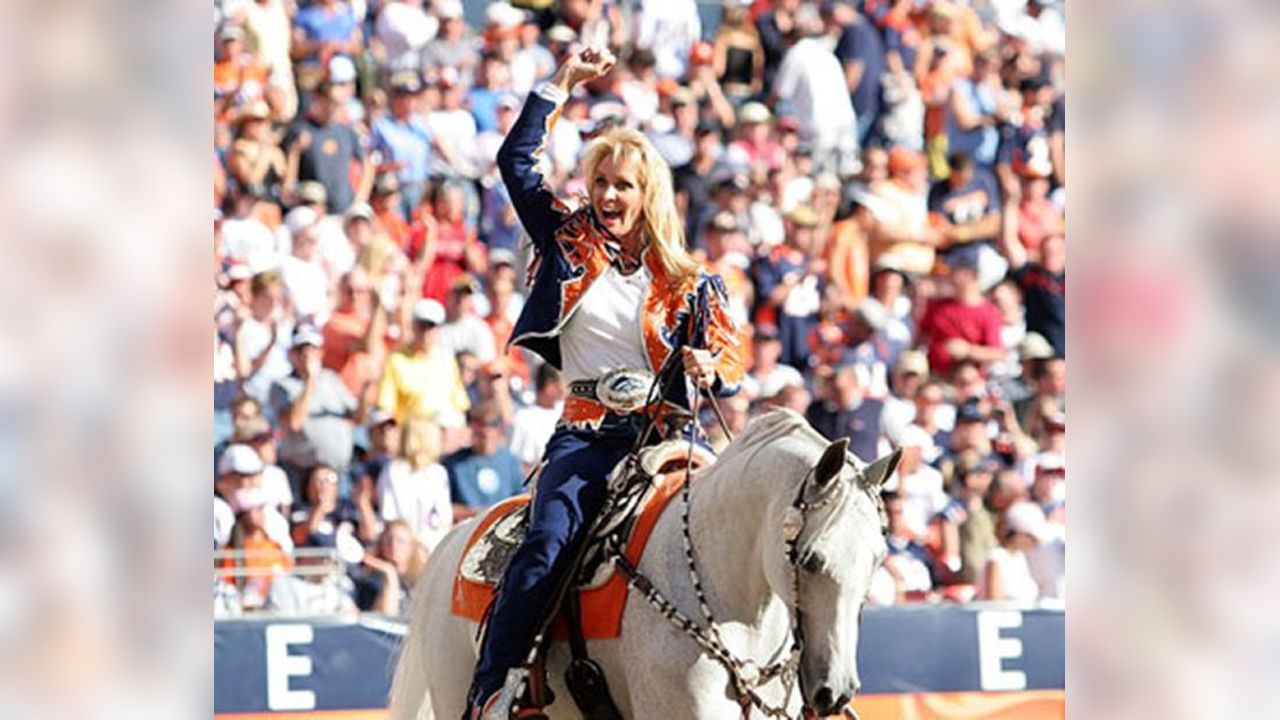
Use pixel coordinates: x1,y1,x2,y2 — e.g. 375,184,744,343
715,407,890,536
714,407,828,466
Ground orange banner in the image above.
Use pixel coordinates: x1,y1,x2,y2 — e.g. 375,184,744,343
850,690,1065,719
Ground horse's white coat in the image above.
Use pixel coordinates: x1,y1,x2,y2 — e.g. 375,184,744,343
388,408,895,719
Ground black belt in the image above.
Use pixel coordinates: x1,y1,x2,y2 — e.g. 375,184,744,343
569,379,599,399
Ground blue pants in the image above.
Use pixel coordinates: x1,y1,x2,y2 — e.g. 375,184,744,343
468,420,642,703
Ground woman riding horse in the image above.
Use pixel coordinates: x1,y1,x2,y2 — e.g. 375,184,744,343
465,47,745,718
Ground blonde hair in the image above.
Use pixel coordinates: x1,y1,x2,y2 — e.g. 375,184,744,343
399,416,442,471
581,128,701,283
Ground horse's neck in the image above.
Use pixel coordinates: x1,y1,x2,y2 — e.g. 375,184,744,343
677,437,812,628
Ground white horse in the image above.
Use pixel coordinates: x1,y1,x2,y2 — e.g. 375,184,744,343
389,408,901,719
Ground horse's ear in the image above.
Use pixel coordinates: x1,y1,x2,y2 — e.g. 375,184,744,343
860,448,904,491
812,437,850,495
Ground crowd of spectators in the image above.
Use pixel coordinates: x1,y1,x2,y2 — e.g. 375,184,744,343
213,0,1065,617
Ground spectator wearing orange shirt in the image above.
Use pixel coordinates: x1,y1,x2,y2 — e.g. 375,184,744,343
370,174,412,250
824,189,877,310
868,147,945,276
322,268,389,396
219,486,295,611
215,25,270,106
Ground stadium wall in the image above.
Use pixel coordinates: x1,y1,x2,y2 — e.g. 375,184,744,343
214,606,1064,718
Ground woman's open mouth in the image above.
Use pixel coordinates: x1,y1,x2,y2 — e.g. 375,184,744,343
599,207,623,224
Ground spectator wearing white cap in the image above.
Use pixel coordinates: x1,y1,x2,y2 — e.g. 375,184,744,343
979,500,1048,602
216,444,265,547
214,444,294,552
280,206,330,323
884,425,948,542
376,298,470,424
729,101,786,172
228,100,287,204
218,484,296,611
325,55,365,125
269,325,363,498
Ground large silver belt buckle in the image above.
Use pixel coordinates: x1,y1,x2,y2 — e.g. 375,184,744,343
595,368,654,414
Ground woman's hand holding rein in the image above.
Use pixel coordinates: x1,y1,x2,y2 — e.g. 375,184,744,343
551,46,617,94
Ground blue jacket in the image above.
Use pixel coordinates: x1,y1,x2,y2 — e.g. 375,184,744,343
496,85,744,427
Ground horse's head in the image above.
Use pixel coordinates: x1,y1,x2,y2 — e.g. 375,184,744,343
784,436,902,715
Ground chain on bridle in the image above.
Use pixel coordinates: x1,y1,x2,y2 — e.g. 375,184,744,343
601,291,867,718
607,399,866,720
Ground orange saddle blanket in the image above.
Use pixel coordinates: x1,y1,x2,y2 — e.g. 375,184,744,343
449,443,711,640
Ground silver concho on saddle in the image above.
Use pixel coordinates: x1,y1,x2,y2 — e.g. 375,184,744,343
457,439,716,589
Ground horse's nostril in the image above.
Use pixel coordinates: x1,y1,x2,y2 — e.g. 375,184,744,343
814,686,836,713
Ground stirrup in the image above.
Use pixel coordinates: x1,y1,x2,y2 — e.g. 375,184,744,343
472,668,548,720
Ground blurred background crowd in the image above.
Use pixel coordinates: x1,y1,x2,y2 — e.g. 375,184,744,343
212,0,1065,618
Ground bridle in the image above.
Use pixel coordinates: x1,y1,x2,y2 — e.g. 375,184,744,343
607,420,868,719
602,294,869,718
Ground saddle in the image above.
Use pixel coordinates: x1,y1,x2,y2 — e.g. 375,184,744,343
450,439,716,640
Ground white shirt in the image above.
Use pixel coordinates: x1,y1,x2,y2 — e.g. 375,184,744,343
634,0,702,79
215,496,236,547
221,217,279,266
260,465,295,510
774,37,857,143
559,265,651,382
979,546,1041,603
509,403,562,466
749,364,805,400
375,1,438,72
426,109,479,175
281,255,330,323
892,465,949,539
377,460,453,551
437,314,497,364
1027,534,1065,601
316,215,355,278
